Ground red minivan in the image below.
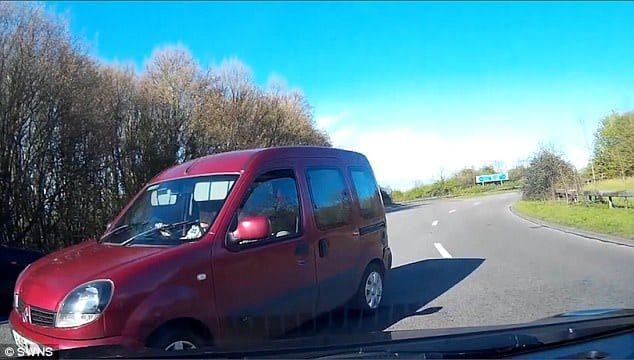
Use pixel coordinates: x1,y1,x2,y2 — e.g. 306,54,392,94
10,146,392,351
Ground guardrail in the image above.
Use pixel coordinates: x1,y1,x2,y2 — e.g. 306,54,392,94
583,190,634,209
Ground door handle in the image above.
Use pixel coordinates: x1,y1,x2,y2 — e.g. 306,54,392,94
318,238,328,258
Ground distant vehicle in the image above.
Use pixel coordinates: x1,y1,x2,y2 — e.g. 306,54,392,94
0,246,42,318
10,146,392,351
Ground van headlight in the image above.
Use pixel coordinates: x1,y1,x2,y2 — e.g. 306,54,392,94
13,264,31,310
55,280,113,328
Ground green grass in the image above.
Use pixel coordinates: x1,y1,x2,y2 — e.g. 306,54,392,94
514,200,634,239
392,180,521,202
455,181,521,196
582,176,633,207
584,177,633,192
455,189,519,199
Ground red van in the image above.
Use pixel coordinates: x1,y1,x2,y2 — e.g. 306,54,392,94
10,146,391,351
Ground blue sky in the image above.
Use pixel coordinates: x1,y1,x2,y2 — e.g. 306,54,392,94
47,1,634,189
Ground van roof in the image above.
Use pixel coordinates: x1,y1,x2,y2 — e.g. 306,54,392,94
150,146,367,184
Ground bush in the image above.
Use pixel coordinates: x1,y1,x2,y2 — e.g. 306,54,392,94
523,148,578,201
457,180,521,195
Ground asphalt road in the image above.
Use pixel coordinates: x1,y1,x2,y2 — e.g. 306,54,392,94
2,192,633,345
382,192,633,330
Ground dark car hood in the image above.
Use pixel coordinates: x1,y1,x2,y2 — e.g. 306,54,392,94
59,308,634,359
16,240,163,310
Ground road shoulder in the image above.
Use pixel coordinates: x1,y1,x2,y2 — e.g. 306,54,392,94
509,204,633,248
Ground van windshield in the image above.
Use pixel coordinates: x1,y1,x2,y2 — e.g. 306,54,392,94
101,175,239,246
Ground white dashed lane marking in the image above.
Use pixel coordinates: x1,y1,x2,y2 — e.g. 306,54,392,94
434,243,453,258
448,209,456,213
432,220,439,226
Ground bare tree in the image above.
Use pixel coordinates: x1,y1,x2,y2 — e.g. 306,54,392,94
0,4,330,251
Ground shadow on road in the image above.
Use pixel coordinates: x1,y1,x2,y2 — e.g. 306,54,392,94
284,258,484,339
385,203,429,214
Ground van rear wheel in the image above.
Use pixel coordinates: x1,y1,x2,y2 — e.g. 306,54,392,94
351,263,384,313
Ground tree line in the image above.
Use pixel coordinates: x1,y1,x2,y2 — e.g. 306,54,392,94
390,165,525,202
392,109,632,203
0,3,329,251
590,111,633,181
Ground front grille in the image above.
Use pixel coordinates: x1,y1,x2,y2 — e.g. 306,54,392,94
15,295,56,327
30,306,55,327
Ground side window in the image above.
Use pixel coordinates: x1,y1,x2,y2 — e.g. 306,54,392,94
306,168,352,229
233,170,301,239
350,168,383,220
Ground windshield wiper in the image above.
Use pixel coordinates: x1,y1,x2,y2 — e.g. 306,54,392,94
102,224,129,237
120,220,199,246
313,342,538,359
100,222,149,243
99,224,131,243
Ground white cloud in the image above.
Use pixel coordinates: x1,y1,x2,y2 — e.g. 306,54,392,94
330,126,354,146
266,72,288,90
315,111,350,130
329,126,543,191
564,144,591,169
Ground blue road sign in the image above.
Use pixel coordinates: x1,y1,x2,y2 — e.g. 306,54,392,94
475,172,509,184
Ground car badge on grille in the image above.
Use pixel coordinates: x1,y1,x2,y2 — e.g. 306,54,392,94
22,305,31,324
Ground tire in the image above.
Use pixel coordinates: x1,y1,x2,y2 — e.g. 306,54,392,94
351,263,385,313
146,326,205,351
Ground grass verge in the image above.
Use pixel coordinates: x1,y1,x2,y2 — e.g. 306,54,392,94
514,200,634,239
392,180,521,202
455,189,519,199
583,177,633,192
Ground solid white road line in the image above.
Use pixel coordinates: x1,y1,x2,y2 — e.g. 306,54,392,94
448,209,456,213
434,243,453,258
432,220,439,226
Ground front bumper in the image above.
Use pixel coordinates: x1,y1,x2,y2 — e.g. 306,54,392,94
9,310,124,350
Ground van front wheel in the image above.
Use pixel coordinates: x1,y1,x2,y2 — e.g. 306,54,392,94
352,263,384,312
147,327,204,351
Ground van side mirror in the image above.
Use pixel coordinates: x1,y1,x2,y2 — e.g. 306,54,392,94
232,215,271,243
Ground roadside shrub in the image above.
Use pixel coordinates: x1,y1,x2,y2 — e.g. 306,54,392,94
523,148,577,200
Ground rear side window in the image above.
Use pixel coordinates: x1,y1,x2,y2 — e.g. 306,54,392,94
306,168,352,229
350,168,383,220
